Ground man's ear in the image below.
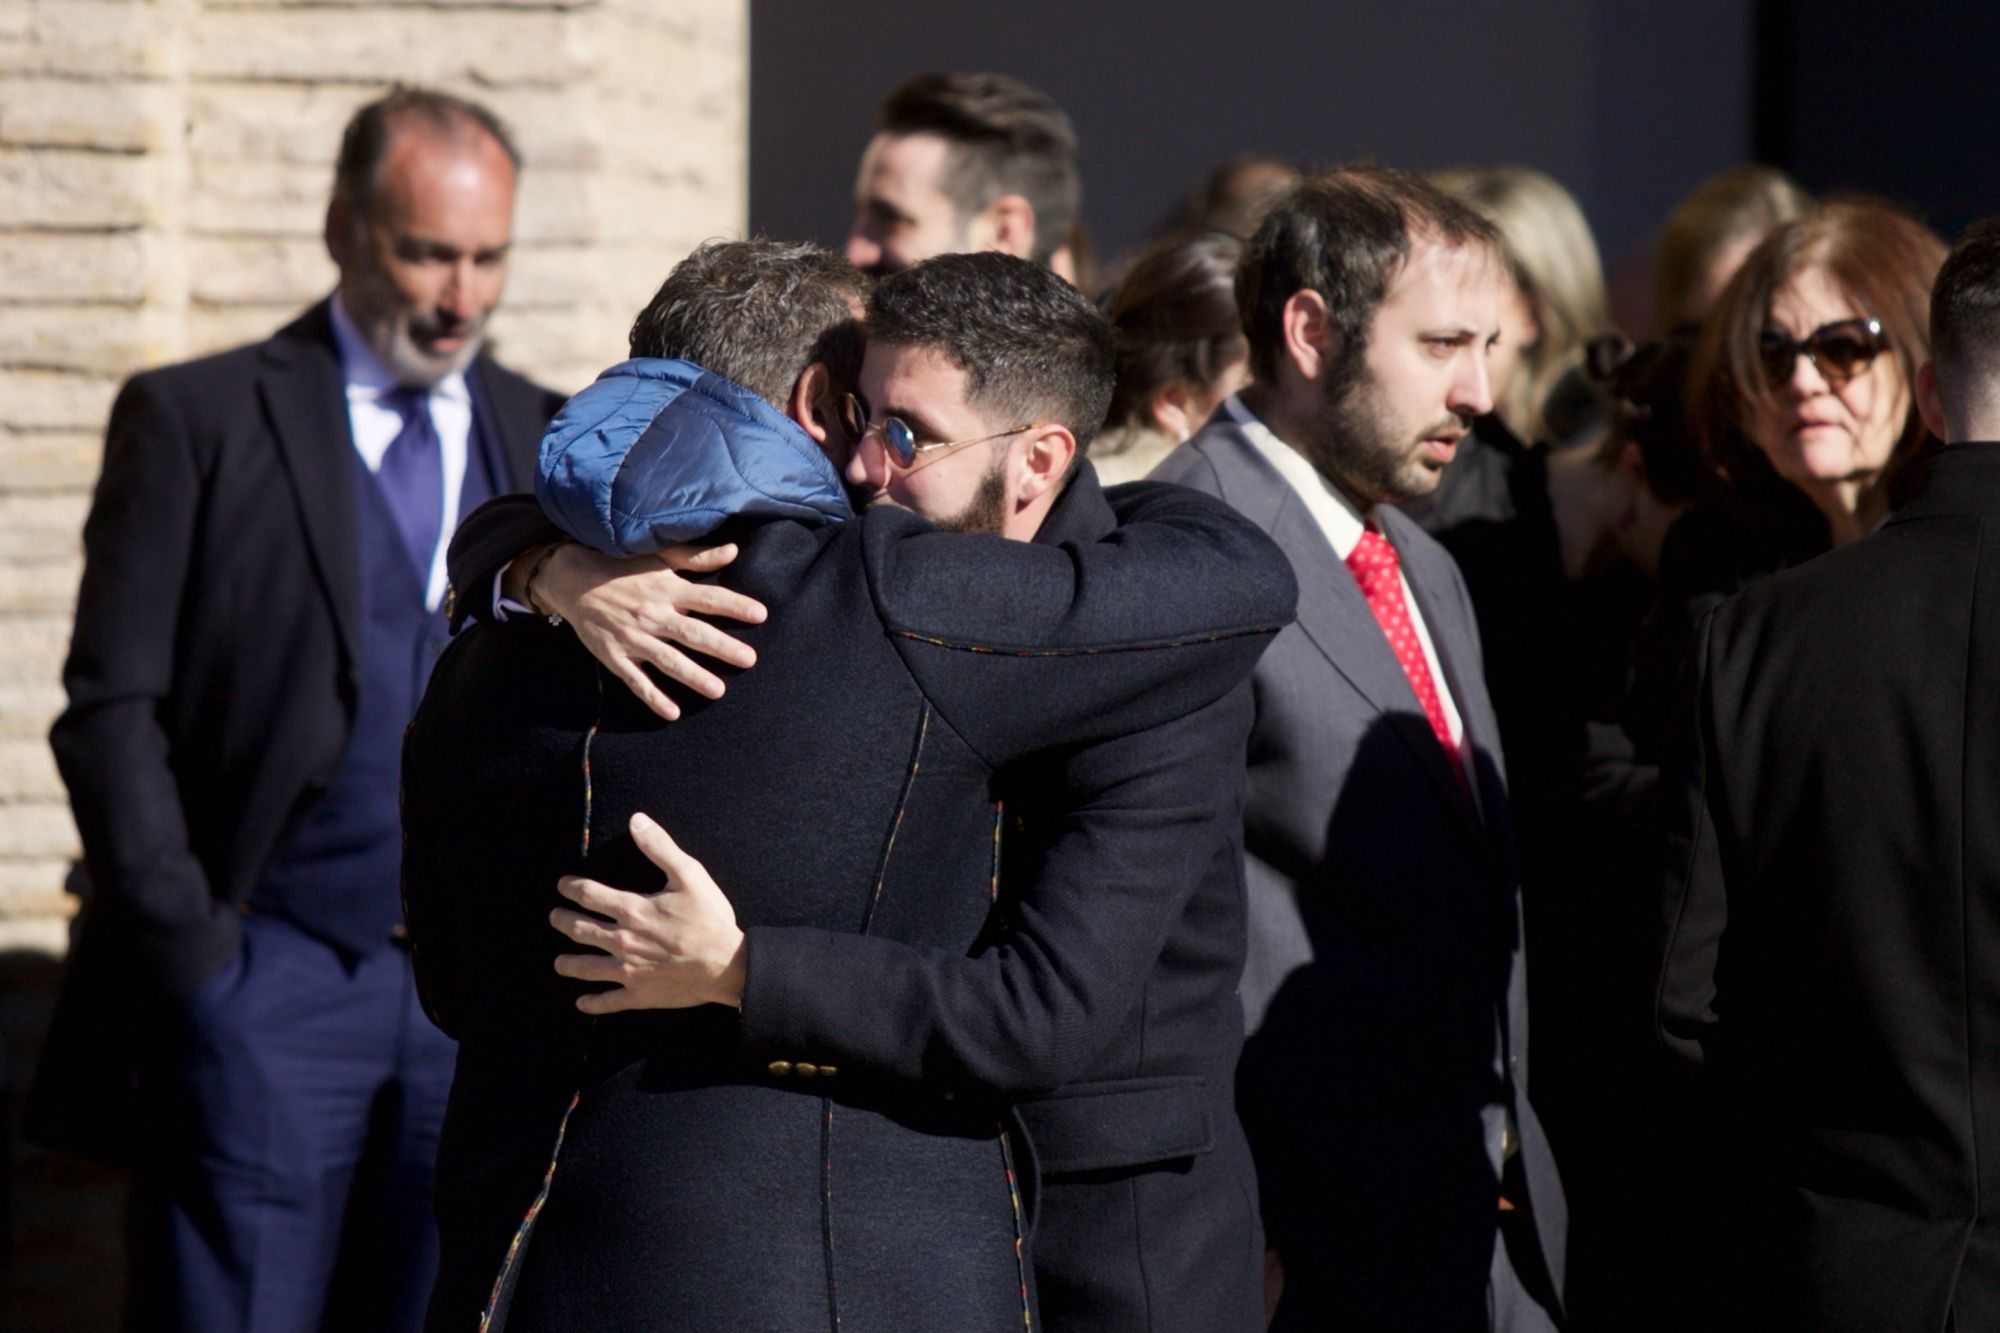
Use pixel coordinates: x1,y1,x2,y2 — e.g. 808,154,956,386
1148,381,1199,444
1915,359,1952,442
985,194,1038,262
787,362,837,448
1279,289,1340,385
1012,424,1077,507
324,198,352,269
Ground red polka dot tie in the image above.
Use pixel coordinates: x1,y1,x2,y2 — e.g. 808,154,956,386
1345,529,1462,772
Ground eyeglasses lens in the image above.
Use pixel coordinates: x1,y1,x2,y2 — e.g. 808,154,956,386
1759,320,1883,388
882,417,917,466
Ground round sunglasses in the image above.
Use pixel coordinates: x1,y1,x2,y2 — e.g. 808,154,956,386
1757,316,1887,389
840,392,1039,468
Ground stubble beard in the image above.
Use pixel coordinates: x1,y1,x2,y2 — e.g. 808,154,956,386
927,449,1010,534
1300,364,1457,508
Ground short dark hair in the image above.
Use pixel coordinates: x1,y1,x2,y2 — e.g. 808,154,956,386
877,73,1081,268
867,251,1114,454
628,240,870,410
333,86,520,220
1237,165,1503,387
1106,230,1247,429
1931,217,2000,395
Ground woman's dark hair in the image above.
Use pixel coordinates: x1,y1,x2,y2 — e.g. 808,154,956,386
1690,196,1946,498
1594,332,1703,507
1105,231,1247,430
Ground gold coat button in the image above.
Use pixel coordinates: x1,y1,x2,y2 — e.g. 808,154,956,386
818,1066,838,1078
794,1063,819,1078
767,1060,792,1077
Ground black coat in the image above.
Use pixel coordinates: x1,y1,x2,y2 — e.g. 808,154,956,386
404,482,1295,1332
27,302,558,1163
446,472,1274,1329
1654,442,2000,1331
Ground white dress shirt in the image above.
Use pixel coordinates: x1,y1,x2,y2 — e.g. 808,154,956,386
1222,395,1470,773
328,295,471,612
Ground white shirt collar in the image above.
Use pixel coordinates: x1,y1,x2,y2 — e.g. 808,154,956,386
328,292,470,408
1222,393,1372,559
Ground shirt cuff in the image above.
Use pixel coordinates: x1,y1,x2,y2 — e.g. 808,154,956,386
489,568,533,623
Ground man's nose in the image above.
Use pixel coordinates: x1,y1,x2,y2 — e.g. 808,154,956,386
844,428,889,494
438,258,479,320
843,229,880,271
1452,352,1495,419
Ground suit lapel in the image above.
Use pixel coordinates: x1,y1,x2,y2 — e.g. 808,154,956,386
1200,424,1489,848
259,301,361,670
471,356,547,491
1384,512,1498,845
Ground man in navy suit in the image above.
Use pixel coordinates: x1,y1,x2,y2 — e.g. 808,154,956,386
1151,166,1569,1332
31,88,564,1331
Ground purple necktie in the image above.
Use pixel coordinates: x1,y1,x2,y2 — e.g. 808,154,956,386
378,386,444,586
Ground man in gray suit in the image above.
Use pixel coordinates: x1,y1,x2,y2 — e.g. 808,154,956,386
1153,166,1567,1332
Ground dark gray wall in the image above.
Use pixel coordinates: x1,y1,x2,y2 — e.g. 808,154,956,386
750,0,1757,291
1758,0,2000,242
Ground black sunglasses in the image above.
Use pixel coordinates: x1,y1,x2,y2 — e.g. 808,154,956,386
839,392,1038,468
1757,317,1887,389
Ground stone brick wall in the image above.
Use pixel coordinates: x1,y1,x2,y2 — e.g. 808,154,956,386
0,0,749,956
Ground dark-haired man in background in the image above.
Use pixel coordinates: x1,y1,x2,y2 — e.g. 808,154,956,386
844,71,1083,283
1155,166,1568,1331
1651,220,2000,1331
30,88,562,1330
408,244,1290,1329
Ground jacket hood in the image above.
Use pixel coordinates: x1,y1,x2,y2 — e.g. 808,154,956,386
536,357,854,557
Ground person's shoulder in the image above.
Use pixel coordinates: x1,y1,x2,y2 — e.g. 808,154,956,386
121,303,333,402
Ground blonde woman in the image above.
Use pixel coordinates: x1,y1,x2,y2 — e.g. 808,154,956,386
1432,165,1614,448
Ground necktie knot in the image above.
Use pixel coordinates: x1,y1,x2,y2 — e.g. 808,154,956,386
381,385,430,424
1346,528,1400,594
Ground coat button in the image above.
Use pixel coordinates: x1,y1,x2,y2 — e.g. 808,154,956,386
767,1060,792,1077
794,1063,819,1078
818,1065,838,1078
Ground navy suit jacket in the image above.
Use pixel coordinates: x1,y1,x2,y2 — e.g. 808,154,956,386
406,481,1294,1330
29,301,560,1163
444,471,1280,1329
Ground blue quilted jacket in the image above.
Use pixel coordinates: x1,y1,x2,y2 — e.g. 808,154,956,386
536,357,852,556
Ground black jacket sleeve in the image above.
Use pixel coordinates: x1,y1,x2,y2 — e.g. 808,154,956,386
738,684,1253,1099
49,373,241,995
865,481,1296,766
1652,606,1727,1069
444,493,567,632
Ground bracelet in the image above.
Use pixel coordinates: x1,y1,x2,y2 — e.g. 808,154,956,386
521,540,569,626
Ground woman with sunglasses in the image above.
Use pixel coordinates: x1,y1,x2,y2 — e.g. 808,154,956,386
1663,199,1946,602
1601,198,1948,1328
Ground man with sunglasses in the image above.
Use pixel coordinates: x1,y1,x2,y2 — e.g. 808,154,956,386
420,245,1291,1329
1648,221,2000,1331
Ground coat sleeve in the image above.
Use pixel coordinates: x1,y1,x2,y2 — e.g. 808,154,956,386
866,481,1295,767
737,684,1252,1099
1652,606,1728,1069
400,691,466,1039
48,373,241,995
444,493,568,632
